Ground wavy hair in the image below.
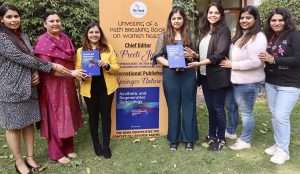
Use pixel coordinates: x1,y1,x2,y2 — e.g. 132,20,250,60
232,6,261,48
163,6,191,47
199,2,226,36
81,22,109,52
263,7,297,39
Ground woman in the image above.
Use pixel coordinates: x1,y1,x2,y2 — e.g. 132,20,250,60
187,2,231,151
34,11,83,164
259,7,300,164
0,4,81,174
152,7,198,151
75,23,119,159
220,6,267,150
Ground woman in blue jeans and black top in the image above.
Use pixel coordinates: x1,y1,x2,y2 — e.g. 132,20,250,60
220,6,267,150
152,7,198,151
187,2,231,151
259,7,300,164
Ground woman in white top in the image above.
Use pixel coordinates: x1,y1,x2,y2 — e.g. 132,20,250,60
220,6,267,150
187,2,231,151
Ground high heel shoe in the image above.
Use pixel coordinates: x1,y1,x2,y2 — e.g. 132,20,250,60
25,158,39,172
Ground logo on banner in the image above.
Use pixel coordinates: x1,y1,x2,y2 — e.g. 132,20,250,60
130,1,147,18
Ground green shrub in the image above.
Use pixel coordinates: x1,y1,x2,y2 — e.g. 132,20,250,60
173,0,198,22
3,0,98,48
258,0,300,27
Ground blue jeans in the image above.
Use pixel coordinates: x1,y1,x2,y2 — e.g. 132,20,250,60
265,82,300,153
201,75,227,140
225,86,239,134
232,81,264,143
163,68,199,143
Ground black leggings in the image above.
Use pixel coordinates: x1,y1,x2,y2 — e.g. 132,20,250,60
84,92,114,148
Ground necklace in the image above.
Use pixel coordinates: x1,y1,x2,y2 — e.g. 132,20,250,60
268,34,281,51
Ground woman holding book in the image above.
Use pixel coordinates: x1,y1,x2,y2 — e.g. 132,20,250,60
34,11,83,164
75,22,119,159
152,7,198,151
186,2,231,151
220,6,267,150
0,4,83,173
259,7,300,164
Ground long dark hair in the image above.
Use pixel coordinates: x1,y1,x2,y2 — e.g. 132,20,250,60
199,2,226,36
263,7,296,39
163,6,191,47
232,6,261,48
0,3,30,54
82,22,109,52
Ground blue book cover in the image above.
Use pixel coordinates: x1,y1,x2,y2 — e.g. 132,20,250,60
116,87,159,130
82,50,100,76
166,44,186,68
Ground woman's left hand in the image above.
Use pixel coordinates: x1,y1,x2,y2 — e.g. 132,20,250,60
98,60,110,69
220,58,232,68
31,71,39,86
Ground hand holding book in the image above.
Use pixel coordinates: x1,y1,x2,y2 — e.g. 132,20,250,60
98,60,110,70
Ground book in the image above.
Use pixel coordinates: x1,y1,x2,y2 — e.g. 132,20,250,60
81,50,100,76
166,44,186,68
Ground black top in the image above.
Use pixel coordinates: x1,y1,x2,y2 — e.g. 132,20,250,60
265,30,300,87
91,67,107,95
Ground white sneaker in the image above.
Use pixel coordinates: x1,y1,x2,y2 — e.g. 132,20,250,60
225,130,237,140
229,138,251,150
265,144,278,156
270,148,290,164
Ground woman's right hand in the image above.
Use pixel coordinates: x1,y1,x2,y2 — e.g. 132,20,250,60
52,63,72,76
71,69,87,78
187,62,200,68
184,47,198,61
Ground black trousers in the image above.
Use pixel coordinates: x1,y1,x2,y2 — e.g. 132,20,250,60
84,92,114,149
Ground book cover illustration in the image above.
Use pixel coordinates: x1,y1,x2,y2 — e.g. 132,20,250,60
116,87,159,130
166,44,186,68
82,50,101,76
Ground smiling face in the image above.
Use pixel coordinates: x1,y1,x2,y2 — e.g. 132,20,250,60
207,6,221,25
87,26,101,46
44,14,61,36
171,12,184,31
1,9,20,31
270,14,285,34
239,11,255,30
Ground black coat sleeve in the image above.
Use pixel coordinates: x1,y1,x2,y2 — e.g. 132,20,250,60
208,27,231,64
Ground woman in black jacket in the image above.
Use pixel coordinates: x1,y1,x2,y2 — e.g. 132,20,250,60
187,2,231,151
259,7,300,165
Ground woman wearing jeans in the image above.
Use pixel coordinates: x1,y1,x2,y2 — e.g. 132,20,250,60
220,6,267,150
187,2,231,151
259,7,300,164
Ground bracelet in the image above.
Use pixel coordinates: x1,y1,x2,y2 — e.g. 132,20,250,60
105,64,111,71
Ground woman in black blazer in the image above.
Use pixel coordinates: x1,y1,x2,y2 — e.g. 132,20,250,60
186,2,231,151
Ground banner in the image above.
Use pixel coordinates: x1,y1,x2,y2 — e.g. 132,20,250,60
100,0,173,138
